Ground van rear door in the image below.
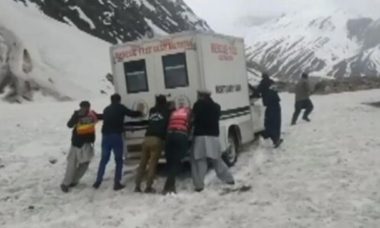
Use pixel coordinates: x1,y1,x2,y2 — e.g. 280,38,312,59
152,38,201,109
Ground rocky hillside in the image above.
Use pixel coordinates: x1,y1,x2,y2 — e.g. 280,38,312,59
0,0,210,102
14,0,211,43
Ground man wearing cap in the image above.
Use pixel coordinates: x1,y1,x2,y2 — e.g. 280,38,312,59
61,101,102,193
191,90,234,192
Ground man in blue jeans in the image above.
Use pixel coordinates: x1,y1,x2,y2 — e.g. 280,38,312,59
93,94,143,191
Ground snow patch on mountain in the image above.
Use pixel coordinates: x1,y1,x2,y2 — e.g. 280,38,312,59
245,8,380,80
13,0,211,44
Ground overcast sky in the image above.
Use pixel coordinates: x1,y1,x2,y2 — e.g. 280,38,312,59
185,0,380,35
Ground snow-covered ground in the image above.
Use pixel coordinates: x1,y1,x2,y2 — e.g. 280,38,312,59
1,90,380,228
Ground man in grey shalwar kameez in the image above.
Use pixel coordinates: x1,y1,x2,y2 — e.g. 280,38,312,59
191,90,234,191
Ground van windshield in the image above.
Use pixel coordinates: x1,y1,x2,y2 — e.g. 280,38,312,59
124,59,149,93
162,53,189,89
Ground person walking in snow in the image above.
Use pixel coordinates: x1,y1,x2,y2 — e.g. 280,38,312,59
257,80,283,148
162,101,192,194
61,101,102,193
291,73,314,125
191,90,234,192
93,94,143,191
135,95,171,193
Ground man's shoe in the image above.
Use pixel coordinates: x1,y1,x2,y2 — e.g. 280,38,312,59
134,186,142,193
162,188,176,195
60,184,69,193
69,183,78,188
113,182,125,191
144,187,157,194
226,180,235,186
303,117,311,122
92,182,101,189
195,188,204,192
274,139,284,148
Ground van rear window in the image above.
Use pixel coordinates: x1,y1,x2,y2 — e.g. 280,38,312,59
124,59,149,93
162,53,189,89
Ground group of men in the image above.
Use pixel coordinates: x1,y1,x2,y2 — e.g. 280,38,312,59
61,91,234,194
60,73,313,194
254,72,314,148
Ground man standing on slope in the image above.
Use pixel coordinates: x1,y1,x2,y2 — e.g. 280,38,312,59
93,94,143,191
291,73,314,125
61,101,101,193
191,90,234,192
135,95,171,193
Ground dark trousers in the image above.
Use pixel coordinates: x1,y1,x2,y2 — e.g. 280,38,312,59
258,105,281,144
291,99,314,124
163,132,188,192
96,134,124,184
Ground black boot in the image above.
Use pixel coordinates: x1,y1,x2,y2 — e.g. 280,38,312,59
134,186,142,193
113,182,125,191
69,183,78,188
274,139,284,148
92,181,101,189
144,187,157,194
60,184,69,193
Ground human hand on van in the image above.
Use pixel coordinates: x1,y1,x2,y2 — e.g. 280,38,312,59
136,103,146,117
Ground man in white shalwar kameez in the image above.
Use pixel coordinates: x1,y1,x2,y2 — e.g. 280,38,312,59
191,90,234,191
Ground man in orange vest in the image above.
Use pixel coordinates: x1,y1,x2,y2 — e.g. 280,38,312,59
61,101,101,193
162,101,191,194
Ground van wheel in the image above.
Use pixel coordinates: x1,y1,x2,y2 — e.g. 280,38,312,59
222,133,239,167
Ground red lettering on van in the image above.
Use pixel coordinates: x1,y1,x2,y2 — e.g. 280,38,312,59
211,42,238,61
114,39,195,62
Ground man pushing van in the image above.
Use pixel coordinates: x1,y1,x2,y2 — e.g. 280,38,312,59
191,90,235,192
135,95,171,193
93,94,143,191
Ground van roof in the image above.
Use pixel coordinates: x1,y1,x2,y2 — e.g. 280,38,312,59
110,31,244,50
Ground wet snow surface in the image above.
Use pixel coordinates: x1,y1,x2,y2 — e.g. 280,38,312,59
1,90,380,228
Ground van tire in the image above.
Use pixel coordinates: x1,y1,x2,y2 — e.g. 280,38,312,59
222,132,239,167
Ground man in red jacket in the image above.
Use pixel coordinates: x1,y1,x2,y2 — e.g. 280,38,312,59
162,101,191,194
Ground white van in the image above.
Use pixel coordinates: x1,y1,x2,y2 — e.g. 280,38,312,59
110,31,264,166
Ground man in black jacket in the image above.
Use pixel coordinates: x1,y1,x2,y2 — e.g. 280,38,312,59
61,101,101,193
191,90,234,192
135,95,171,193
261,81,283,148
93,94,142,191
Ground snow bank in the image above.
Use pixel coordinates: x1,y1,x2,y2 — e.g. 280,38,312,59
1,90,380,227
0,1,113,102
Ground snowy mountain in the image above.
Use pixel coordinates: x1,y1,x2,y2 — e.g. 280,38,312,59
0,0,209,102
14,0,210,43
245,9,380,81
